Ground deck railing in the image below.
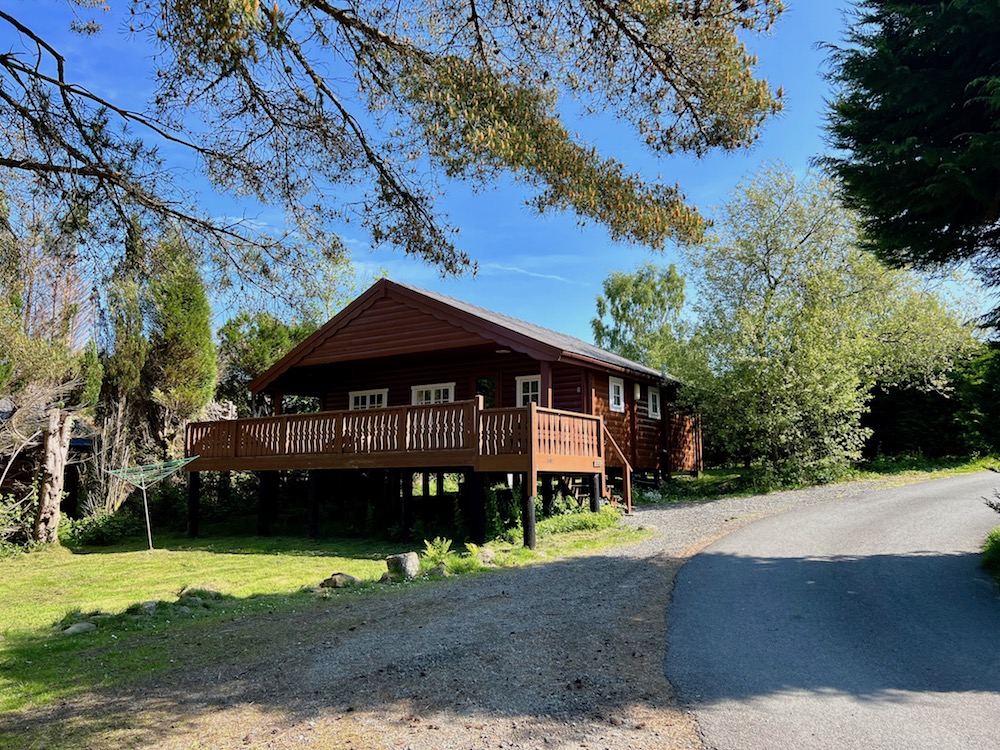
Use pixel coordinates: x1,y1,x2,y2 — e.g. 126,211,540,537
186,399,603,473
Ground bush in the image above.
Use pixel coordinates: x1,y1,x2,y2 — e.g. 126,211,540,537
983,527,1000,580
0,491,35,554
62,513,144,546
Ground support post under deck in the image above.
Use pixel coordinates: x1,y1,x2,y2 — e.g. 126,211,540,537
187,471,201,539
520,473,537,550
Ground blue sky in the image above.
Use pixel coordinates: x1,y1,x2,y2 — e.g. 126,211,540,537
11,1,852,341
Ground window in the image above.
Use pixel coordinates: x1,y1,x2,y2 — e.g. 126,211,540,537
648,386,661,419
349,388,388,410
411,382,456,405
609,377,625,413
515,375,540,406
476,375,497,408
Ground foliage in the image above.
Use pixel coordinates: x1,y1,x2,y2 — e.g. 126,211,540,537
61,513,144,547
145,237,217,456
981,526,1000,581
679,165,974,479
825,0,1000,319
592,262,691,371
536,504,621,537
1,1,783,299
0,491,36,555
420,536,455,568
216,311,318,416
100,218,151,407
952,342,1000,455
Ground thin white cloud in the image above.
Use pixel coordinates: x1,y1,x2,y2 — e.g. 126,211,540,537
483,263,580,284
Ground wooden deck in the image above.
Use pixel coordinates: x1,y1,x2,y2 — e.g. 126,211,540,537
185,399,605,476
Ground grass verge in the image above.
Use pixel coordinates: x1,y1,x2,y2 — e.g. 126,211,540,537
982,526,1000,582
636,455,998,505
0,520,646,714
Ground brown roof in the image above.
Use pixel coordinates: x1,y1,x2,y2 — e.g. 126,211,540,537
249,278,676,393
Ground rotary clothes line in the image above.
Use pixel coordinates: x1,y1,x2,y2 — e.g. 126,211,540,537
107,457,198,550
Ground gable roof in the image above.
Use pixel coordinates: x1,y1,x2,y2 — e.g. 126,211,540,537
249,278,675,393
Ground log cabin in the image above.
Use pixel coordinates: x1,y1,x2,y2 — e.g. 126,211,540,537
185,278,702,547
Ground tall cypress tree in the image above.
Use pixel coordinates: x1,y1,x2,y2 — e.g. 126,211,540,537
145,236,217,458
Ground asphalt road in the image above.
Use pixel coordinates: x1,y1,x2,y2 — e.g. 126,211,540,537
666,472,1000,750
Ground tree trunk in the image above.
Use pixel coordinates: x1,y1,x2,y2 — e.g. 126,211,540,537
33,408,74,544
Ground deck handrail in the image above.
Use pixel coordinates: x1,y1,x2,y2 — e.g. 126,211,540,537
186,399,605,471
601,424,633,514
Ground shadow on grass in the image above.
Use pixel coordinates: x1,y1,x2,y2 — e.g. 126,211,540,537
0,551,682,749
5,545,1000,749
64,532,415,561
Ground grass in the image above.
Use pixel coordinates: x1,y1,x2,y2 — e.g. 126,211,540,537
0,520,646,715
634,455,999,505
982,526,1000,581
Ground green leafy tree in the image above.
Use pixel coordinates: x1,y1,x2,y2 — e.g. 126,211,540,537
0,1,784,293
825,0,1000,318
101,218,151,406
684,165,974,479
592,262,689,369
216,311,317,417
145,237,217,457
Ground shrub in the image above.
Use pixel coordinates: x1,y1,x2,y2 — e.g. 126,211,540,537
983,527,1000,580
62,513,144,546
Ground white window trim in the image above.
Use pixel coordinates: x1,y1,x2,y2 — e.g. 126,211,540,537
648,386,662,419
515,375,541,407
349,388,388,410
609,376,625,413
411,382,456,405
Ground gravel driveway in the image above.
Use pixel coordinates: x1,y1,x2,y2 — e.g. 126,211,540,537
3,478,917,749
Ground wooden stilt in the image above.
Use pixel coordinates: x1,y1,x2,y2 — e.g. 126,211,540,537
402,471,414,537
589,473,602,513
467,471,486,544
521,473,537,550
436,471,445,498
257,471,278,536
541,474,554,517
187,471,201,538
421,471,431,498
307,470,321,538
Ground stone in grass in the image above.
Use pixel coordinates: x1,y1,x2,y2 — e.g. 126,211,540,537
428,563,450,578
175,606,193,616
63,622,97,636
385,552,420,581
378,572,393,584
139,601,158,615
320,572,361,589
477,547,496,565
178,595,205,608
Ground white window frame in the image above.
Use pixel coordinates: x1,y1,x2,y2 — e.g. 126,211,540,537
609,376,625,413
648,386,662,419
515,375,541,406
411,382,456,405
349,388,388,410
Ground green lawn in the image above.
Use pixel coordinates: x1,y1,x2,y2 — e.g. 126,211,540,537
0,534,408,637
0,522,646,715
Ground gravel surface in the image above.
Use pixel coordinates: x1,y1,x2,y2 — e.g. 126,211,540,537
3,478,907,749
